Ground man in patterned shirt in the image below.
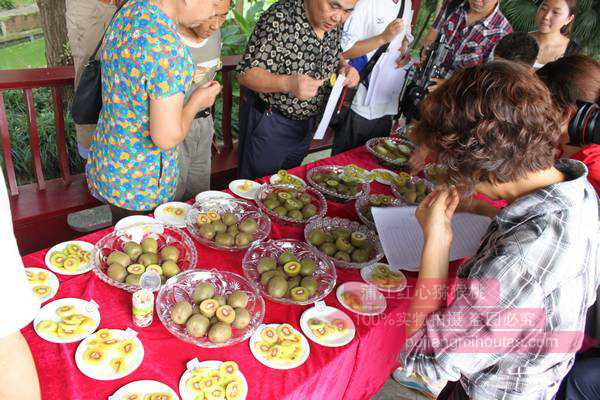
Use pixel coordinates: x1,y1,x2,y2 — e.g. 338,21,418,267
395,61,600,399
236,0,360,179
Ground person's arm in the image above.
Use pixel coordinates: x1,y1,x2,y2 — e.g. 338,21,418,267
0,332,40,400
342,19,404,59
337,59,360,88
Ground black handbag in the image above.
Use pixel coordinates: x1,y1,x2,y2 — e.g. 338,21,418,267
330,0,406,127
70,1,127,125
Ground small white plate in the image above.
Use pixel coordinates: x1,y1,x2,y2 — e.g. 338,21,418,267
179,359,248,400
229,180,263,200
336,282,387,316
75,328,144,381
25,267,59,303
33,297,100,343
114,216,164,243
110,380,179,400
249,324,310,370
114,215,157,230
154,202,192,228
360,263,407,293
370,169,400,185
194,190,234,203
269,173,307,188
44,240,94,276
300,305,355,347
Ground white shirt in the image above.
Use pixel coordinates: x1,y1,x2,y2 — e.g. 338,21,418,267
341,0,413,120
0,170,39,338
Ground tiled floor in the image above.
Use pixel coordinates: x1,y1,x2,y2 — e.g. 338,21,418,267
372,378,429,400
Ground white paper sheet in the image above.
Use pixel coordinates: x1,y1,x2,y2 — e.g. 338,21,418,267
314,74,346,140
372,207,492,271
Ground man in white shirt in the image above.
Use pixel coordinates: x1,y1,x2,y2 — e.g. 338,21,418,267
332,0,413,155
0,169,41,399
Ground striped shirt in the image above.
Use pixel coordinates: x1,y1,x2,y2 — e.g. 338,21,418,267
400,159,600,399
438,2,512,78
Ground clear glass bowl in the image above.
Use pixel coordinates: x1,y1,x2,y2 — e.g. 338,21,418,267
306,165,370,203
304,217,384,270
391,176,435,205
185,198,271,252
242,239,337,305
254,184,327,226
355,194,405,229
365,137,415,168
92,222,198,293
156,269,265,348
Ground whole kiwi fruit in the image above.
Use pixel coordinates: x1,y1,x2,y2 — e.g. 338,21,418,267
208,322,233,343
186,314,210,338
171,301,193,324
227,290,249,308
192,282,215,303
232,308,251,329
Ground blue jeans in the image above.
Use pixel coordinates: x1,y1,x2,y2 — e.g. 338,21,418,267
565,356,600,399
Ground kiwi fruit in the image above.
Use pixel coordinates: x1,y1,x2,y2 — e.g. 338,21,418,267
302,204,318,219
260,270,277,286
138,252,158,267
208,322,232,343
308,229,328,246
287,210,303,221
301,276,318,296
127,264,145,274
232,308,251,329
320,242,337,256
287,276,301,291
171,301,193,324
215,305,235,324
267,276,288,298
212,221,227,234
125,274,141,286
123,241,143,261
199,224,216,240
192,282,215,303
264,198,279,210
227,224,239,237
161,260,180,278
160,246,179,262
221,212,238,226
227,290,249,308
257,257,277,274
239,218,258,234
290,286,310,302
107,263,127,282
274,206,288,217
279,252,296,265
107,251,131,268
351,248,371,263
215,233,235,247
213,295,227,306
331,228,351,240
199,299,219,318
141,237,158,253
186,314,210,338
283,261,301,277
299,258,316,276
334,251,351,262
235,232,253,246
335,237,353,253
350,232,368,248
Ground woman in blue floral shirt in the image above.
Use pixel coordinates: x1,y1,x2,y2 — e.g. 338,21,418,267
86,0,221,215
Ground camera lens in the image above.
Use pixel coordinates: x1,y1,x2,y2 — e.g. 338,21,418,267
569,102,600,146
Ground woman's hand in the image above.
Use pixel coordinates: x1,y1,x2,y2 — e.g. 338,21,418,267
189,80,222,110
416,186,459,242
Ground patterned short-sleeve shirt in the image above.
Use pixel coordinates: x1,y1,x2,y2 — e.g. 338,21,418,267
237,0,342,120
86,0,193,211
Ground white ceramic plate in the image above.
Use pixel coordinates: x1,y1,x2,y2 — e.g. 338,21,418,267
45,240,94,276
370,168,400,185
25,267,59,303
336,282,387,316
194,190,234,203
229,180,263,200
154,202,192,228
33,297,100,343
110,380,179,400
114,216,164,243
249,324,310,370
179,359,248,400
114,215,157,231
300,305,355,347
75,328,144,381
360,263,408,293
269,173,307,188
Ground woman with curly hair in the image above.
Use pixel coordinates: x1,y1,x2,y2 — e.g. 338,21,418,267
395,61,600,400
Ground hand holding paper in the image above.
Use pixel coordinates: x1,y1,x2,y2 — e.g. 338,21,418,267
313,74,346,140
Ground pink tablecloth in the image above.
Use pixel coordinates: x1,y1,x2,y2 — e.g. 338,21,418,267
20,147,428,400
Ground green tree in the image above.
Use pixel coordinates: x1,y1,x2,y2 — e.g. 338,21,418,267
0,0,15,9
502,0,600,56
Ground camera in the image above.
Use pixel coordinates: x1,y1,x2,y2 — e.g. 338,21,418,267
568,102,600,146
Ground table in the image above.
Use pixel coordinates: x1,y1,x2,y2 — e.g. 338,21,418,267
20,146,422,400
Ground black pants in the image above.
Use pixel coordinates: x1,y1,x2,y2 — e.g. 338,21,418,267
331,109,393,155
238,89,317,180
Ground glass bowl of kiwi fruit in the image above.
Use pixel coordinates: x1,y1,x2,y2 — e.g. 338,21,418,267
304,217,384,270
92,222,198,293
242,239,337,305
255,184,327,225
185,198,271,252
355,194,405,229
306,165,370,203
391,175,434,205
365,137,415,170
156,269,265,348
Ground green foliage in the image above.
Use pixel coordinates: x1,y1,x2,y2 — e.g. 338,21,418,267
0,0,16,10
502,0,600,56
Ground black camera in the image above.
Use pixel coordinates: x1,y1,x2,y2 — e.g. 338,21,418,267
568,102,600,146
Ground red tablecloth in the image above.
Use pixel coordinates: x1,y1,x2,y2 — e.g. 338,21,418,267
20,147,425,400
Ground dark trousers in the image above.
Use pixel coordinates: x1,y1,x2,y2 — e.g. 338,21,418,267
561,348,600,400
238,89,317,180
331,108,393,155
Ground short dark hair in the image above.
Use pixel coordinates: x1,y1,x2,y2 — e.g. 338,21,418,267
414,61,562,192
494,32,539,66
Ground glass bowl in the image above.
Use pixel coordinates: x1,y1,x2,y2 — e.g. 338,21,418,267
255,184,327,225
304,217,384,270
391,176,435,205
365,137,415,169
306,165,370,203
185,198,271,252
355,194,405,229
92,222,198,293
156,269,265,348
242,239,337,305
